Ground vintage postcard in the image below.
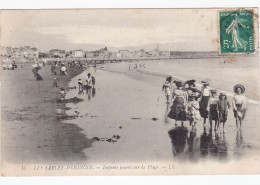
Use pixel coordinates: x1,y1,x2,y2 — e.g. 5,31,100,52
0,8,259,176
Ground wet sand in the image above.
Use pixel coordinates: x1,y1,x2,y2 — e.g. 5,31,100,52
64,57,260,163
1,64,92,164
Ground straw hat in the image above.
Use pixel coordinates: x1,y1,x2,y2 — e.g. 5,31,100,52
186,79,196,85
201,80,209,85
220,92,226,96
219,92,227,99
174,80,184,87
210,89,217,94
233,84,245,93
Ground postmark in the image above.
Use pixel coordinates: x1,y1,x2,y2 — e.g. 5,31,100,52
219,10,255,54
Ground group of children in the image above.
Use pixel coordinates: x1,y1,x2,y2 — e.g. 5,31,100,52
163,77,246,133
129,62,146,70
78,73,96,91
58,73,96,100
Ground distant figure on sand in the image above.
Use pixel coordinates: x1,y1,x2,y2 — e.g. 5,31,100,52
91,76,96,89
168,80,188,127
232,84,247,130
78,79,84,90
51,64,56,74
86,73,93,100
53,78,58,87
162,76,173,103
60,63,67,75
187,93,201,130
60,88,66,100
199,80,211,125
207,89,219,131
86,73,92,89
32,63,43,80
217,93,231,133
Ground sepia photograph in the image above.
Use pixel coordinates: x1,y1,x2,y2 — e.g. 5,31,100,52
1,8,259,176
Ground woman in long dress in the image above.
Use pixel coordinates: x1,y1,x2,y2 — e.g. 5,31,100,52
168,80,188,127
199,80,211,125
232,84,247,130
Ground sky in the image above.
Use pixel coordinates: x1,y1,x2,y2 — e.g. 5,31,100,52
1,9,219,52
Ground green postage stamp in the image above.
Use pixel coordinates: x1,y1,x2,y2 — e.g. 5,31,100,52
219,10,255,54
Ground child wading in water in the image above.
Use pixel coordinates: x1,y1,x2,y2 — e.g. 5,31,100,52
78,79,84,90
207,89,219,131
217,93,231,133
187,93,201,130
199,80,211,126
91,76,96,89
232,84,247,130
162,76,173,103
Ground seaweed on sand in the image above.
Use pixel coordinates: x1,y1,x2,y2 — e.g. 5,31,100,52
57,97,84,104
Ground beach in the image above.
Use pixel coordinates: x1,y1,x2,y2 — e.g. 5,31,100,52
1,56,260,165
1,64,91,164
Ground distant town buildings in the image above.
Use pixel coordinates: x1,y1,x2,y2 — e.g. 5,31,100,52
10,46,39,59
0,47,12,57
70,50,84,58
49,49,66,58
0,45,182,64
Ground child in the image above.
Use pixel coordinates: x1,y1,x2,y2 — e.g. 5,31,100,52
86,73,92,89
60,88,66,100
78,79,84,90
217,93,231,133
162,76,172,103
199,80,211,125
187,93,201,130
207,89,219,131
91,76,96,89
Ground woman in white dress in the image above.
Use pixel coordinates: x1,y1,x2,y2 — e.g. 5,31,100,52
232,84,247,130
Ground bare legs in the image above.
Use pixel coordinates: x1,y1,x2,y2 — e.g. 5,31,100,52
174,120,184,128
166,95,170,104
203,118,207,125
236,117,242,130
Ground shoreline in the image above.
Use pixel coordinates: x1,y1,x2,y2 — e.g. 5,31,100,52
98,65,258,104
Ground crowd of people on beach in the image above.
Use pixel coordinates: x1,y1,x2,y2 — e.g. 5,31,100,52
2,60,17,70
128,61,146,70
162,77,247,133
29,59,97,101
